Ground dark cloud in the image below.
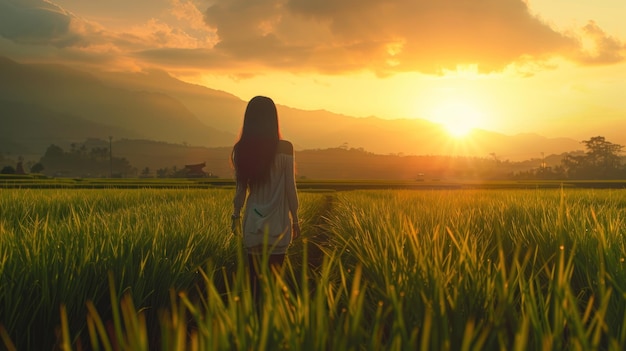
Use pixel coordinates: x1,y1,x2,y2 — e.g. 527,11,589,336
0,0,84,47
0,0,212,70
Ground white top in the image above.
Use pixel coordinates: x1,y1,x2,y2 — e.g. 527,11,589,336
233,141,299,254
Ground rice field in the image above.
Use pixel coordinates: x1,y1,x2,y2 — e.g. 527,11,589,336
1,188,626,350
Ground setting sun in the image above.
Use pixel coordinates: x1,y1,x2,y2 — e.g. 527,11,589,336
429,99,486,138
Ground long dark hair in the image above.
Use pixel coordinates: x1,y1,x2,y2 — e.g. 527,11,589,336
232,96,281,187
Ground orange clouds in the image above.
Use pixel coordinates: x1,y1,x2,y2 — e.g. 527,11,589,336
191,0,624,75
578,20,625,65
0,0,624,76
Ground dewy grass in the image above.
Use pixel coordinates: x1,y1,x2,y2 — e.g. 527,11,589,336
2,188,626,350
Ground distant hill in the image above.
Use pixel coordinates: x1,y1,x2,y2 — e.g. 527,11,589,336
0,56,586,162
0,99,135,154
0,56,234,155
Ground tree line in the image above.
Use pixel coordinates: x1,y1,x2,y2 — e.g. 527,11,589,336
513,136,625,180
0,143,134,177
1,136,624,180
0,142,210,178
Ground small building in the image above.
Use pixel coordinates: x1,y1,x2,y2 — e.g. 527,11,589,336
184,162,207,178
15,161,25,175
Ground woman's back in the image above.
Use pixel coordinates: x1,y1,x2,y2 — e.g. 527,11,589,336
238,140,298,254
231,96,300,301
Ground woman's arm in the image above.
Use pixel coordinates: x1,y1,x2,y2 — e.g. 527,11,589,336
281,141,300,236
233,180,247,217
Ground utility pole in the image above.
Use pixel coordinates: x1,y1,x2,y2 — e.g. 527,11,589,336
109,136,113,178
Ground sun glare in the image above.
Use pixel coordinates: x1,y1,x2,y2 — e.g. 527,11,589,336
429,99,485,138
446,122,473,137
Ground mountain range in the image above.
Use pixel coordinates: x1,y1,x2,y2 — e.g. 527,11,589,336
1,56,587,164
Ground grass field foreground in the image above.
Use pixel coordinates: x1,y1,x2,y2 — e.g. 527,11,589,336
1,188,626,350
327,189,626,350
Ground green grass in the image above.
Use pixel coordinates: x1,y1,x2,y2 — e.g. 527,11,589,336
326,189,626,350
2,188,626,350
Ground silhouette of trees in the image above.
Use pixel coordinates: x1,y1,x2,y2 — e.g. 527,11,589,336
156,167,169,178
90,147,110,161
15,157,25,174
140,167,151,177
39,143,135,177
1,165,16,174
562,136,624,179
30,162,44,173
512,165,566,180
44,145,64,158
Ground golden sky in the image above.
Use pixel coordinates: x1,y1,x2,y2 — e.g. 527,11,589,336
1,0,625,142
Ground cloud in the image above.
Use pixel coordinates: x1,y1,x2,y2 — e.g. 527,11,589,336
0,0,84,47
169,0,211,32
1,0,623,76
197,0,582,75
127,19,205,49
0,0,222,71
576,21,625,65
0,0,137,70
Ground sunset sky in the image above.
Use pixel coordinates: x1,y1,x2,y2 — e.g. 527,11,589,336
1,0,625,142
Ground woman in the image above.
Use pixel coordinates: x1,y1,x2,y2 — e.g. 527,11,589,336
231,96,300,297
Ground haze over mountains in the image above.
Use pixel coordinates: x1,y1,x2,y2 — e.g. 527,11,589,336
1,56,589,162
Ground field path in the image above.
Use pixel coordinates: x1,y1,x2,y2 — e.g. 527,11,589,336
305,194,335,270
